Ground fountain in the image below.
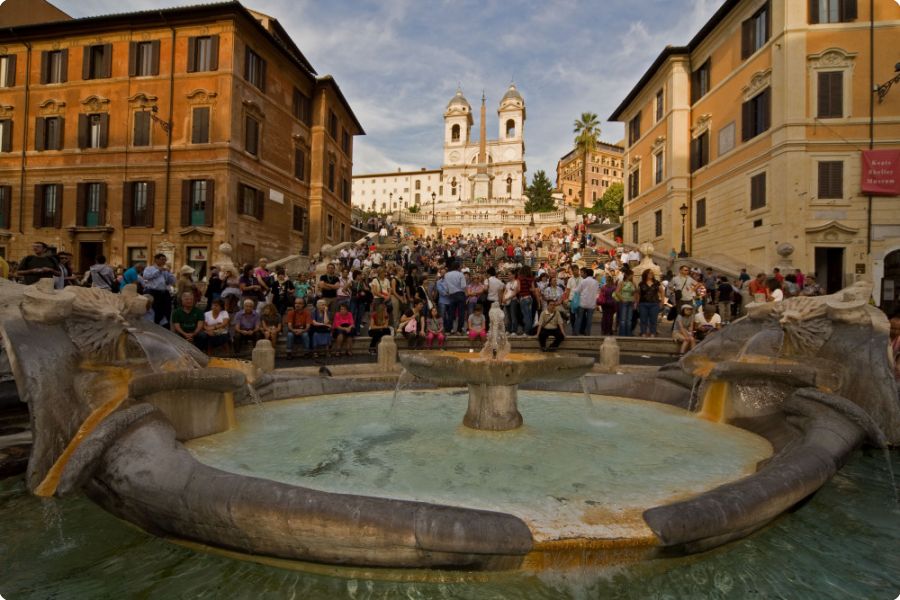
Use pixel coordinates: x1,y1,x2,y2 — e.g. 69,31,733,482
399,303,594,430
0,276,897,589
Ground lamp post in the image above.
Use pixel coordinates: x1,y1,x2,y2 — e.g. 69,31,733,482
398,196,403,225
430,191,437,226
678,202,689,258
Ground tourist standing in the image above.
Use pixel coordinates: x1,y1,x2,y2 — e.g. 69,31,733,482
443,261,467,335
670,265,697,310
637,270,665,337
16,242,60,285
142,253,176,326
615,270,637,336
574,268,600,336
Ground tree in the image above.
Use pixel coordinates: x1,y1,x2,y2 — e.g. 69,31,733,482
524,170,555,213
590,181,624,222
573,112,601,209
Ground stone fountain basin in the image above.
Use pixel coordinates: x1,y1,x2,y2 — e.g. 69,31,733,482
399,351,595,386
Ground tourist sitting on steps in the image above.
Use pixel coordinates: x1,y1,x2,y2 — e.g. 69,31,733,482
673,304,697,355
425,306,445,350
309,299,332,357
233,299,262,353
694,304,722,341
260,303,283,349
331,303,355,356
172,292,205,348
467,304,487,345
535,298,566,352
198,298,230,355
399,301,426,349
284,298,312,359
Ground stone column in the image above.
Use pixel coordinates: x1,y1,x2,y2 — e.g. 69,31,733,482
378,334,397,371
599,337,620,372
252,339,275,373
463,384,523,431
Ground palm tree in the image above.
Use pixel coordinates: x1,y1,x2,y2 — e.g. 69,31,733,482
573,112,601,209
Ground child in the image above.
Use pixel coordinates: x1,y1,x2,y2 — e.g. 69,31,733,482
467,304,487,345
673,304,696,355
425,306,445,350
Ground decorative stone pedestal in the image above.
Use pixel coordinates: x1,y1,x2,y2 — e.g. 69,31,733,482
599,337,620,372
378,334,398,371
252,340,275,373
463,384,523,431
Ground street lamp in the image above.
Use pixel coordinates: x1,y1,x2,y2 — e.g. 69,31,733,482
430,191,437,226
398,196,403,225
678,202,689,258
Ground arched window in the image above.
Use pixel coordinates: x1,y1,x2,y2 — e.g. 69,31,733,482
415,180,421,190
451,177,457,196
506,175,512,194
506,119,515,138
451,124,460,142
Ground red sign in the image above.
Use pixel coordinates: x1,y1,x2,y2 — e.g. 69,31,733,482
861,150,900,196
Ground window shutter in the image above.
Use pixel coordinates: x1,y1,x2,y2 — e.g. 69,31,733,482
690,138,698,171
809,0,820,23
128,42,137,76
99,113,109,148
40,51,49,84
134,111,149,146
761,89,771,132
99,182,107,224
831,162,843,197
209,35,219,71
192,107,209,143
150,41,160,76
5,54,15,87
741,19,752,59
205,179,215,226
830,72,843,117
76,182,85,226
186,37,197,73
842,0,857,21
59,49,68,83
82,46,91,79
1,119,12,152
53,185,63,228
817,73,830,116
55,117,64,150
33,184,42,228
256,189,265,220
741,99,752,141
77,114,88,149
701,133,709,166
0,186,10,228
102,44,112,78
817,162,828,196
259,59,267,92
145,181,155,228
181,180,191,227
34,117,45,151
122,182,133,227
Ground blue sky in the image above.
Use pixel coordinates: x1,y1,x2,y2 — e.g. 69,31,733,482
54,0,721,183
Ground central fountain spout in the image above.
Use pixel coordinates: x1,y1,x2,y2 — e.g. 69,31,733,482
399,303,595,431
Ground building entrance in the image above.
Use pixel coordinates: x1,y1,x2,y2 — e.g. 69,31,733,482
881,249,900,316
814,247,844,294
78,241,104,274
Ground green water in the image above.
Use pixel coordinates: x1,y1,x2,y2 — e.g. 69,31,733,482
186,391,772,542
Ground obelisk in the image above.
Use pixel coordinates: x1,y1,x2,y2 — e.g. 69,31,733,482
472,92,491,200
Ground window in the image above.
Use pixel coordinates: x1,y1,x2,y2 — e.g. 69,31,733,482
244,47,266,91
292,205,305,232
654,210,663,237
245,115,259,155
0,186,11,229
817,72,843,118
690,132,709,171
78,113,109,149
40,49,67,84
328,160,336,193
340,223,346,241
750,172,766,210
691,59,710,103
187,36,219,72
34,184,63,228
741,2,770,60
328,111,338,139
83,44,112,80
506,119,515,138
191,107,210,144
415,192,420,203
742,88,771,141
818,161,843,199
35,116,64,151
632,221,639,244
0,119,12,152
238,183,264,220
696,198,707,228
128,41,159,77
0,55,16,88
342,177,350,203
133,111,151,147
628,168,640,199
292,88,311,124
655,89,664,121
327,214,334,239
181,179,214,227
294,148,305,180
342,129,350,154
125,181,154,227
654,151,664,184
76,182,105,227
628,112,641,145
415,180,421,190
810,0,856,23
451,124,460,142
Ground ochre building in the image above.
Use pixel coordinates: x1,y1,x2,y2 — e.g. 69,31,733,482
609,0,900,310
0,0,363,276
556,142,624,208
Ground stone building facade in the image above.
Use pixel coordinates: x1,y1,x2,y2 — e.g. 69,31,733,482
609,0,900,310
556,142,625,208
0,1,363,275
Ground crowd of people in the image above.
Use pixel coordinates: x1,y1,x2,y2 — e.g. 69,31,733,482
0,233,851,361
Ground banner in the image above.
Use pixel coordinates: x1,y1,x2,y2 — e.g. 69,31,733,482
861,149,900,196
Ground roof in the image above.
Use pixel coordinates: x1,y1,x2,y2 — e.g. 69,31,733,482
608,0,742,121
0,0,71,27
447,87,471,110
353,168,442,179
500,83,523,104
558,141,625,163
316,75,365,135
0,1,317,77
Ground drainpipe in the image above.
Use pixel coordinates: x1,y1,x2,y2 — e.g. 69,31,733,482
866,0,873,256
159,11,176,235
12,33,31,234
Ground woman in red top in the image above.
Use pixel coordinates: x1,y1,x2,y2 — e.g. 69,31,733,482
516,265,537,335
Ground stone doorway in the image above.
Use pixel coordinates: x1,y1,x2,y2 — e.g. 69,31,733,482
814,246,844,294
77,241,104,274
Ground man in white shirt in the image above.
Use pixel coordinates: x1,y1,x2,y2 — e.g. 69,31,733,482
574,267,600,336
670,265,698,309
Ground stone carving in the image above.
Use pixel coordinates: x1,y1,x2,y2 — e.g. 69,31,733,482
742,68,772,100
80,95,111,113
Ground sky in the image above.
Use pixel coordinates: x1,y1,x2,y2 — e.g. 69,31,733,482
52,0,722,183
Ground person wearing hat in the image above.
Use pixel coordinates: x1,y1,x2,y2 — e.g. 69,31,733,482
176,265,200,309
672,304,697,355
